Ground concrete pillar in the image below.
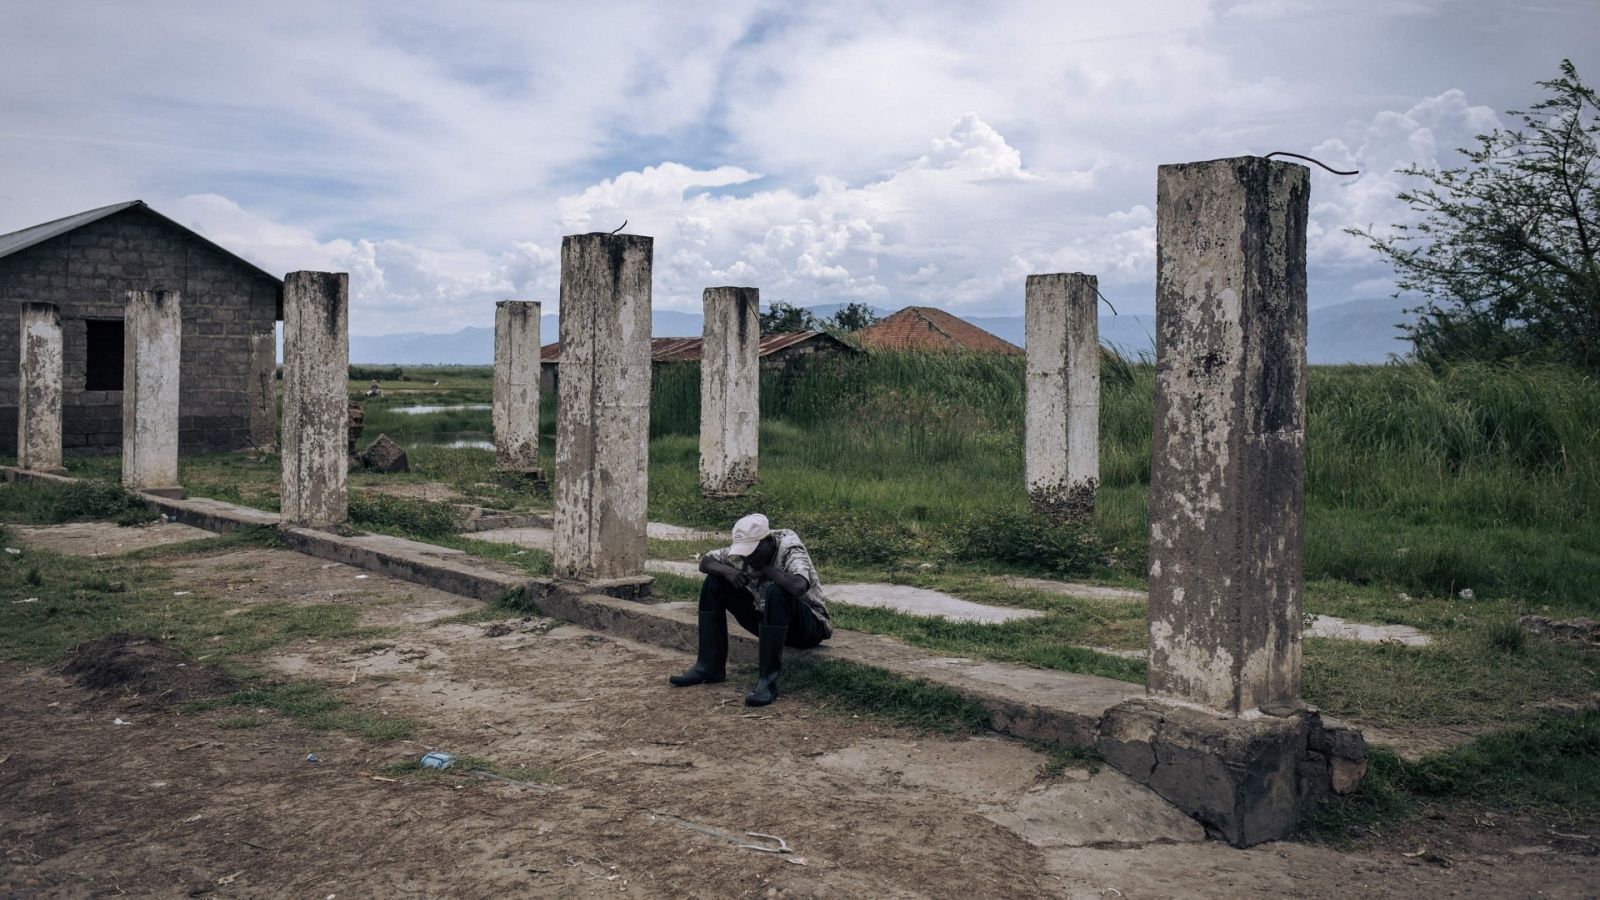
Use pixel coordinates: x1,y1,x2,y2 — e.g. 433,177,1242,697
121,289,182,493
492,300,543,475
1147,156,1310,715
280,271,349,528
1024,273,1099,522
16,302,64,473
699,286,760,496
247,331,277,453
553,233,652,582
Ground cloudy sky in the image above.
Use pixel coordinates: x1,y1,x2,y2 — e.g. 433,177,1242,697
0,1,1592,335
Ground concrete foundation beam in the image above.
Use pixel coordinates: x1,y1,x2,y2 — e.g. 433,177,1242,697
552,233,652,585
493,299,544,477
16,302,65,474
1024,273,1100,521
122,289,183,493
699,286,760,496
280,271,349,528
1149,156,1310,715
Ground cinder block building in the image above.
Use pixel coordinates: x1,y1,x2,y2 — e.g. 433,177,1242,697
0,200,282,454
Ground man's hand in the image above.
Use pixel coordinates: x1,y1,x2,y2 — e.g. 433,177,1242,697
760,563,809,597
700,556,751,589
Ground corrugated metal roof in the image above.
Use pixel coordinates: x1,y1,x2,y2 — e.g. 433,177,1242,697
542,331,850,363
0,199,282,285
856,306,1022,355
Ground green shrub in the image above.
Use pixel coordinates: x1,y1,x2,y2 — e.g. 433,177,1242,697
950,508,1103,575
1482,620,1529,654
1304,710,1600,839
778,508,917,566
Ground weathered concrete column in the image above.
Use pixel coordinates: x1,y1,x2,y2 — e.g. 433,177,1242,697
247,332,277,453
16,302,64,473
553,234,652,584
1146,156,1309,716
280,271,349,528
699,286,760,496
121,289,183,494
492,300,543,476
1094,157,1361,849
1024,273,1099,522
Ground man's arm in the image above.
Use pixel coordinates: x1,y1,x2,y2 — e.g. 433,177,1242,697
699,555,749,588
759,563,809,596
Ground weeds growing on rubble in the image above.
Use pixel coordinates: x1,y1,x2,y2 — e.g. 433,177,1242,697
1300,710,1600,841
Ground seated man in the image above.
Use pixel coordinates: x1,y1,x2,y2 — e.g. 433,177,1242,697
669,513,832,706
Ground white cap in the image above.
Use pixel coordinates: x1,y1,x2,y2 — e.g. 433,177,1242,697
727,513,771,557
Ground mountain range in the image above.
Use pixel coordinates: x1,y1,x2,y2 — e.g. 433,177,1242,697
350,298,1416,365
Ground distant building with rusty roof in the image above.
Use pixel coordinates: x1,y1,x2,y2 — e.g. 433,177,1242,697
855,306,1022,355
539,330,855,393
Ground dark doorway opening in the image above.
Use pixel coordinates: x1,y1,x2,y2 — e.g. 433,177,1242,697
84,319,124,391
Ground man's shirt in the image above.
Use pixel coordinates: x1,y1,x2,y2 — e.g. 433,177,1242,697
705,529,832,638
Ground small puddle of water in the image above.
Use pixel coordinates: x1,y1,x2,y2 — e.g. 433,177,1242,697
394,432,494,450
389,403,491,415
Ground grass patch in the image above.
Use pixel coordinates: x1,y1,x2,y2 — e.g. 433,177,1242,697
0,532,410,746
348,492,462,538
120,525,284,561
829,602,1146,683
427,534,553,575
207,681,416,741
0,479,156,525
0,539,379,666
782,657,991,735
1302,710,1600,841
1302,628,1599,728
649,571,706,601
1034,741,1103,779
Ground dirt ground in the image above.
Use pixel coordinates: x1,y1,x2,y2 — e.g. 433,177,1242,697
2,532,1598,897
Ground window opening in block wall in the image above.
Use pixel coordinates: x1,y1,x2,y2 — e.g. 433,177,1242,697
84,319,124,391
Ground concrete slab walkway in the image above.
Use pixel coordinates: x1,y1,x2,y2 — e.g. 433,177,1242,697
827,584,1044,624
468,528,1044,624
465,526,1434,645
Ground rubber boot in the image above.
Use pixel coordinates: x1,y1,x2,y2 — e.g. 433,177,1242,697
668,609,727,686
744,624,787,706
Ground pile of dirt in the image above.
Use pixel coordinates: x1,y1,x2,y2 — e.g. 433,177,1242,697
58,633,239,705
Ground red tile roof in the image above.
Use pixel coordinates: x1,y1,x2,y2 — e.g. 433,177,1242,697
541,331,847,363
855,306,1022,355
